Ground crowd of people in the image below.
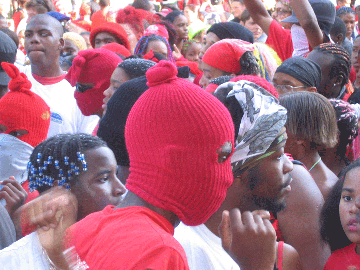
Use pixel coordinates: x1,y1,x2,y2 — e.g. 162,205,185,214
0,0,360,269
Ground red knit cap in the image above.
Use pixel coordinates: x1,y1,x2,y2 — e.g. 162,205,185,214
144,24,169,40
0,63,50,147
202,39,255,74
125,61,235,226
90,22,131,50
66,48,122,116
102,42,131,58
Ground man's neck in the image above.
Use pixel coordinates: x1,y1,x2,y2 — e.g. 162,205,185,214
31,63,64,78
115,191,180,227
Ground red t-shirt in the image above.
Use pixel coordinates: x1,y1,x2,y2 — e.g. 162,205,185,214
324,243,360,269
66,206,189,270
266,20,293,62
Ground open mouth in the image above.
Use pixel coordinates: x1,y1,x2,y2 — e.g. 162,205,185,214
348,219,359,232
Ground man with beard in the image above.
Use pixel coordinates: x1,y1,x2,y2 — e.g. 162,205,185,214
174,79,301,270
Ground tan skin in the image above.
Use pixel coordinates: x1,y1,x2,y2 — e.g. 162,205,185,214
25,15,65,78
199,32,220,62
60,39,79,56
352,38,360,89
199,61,232,89
183,42,201,63
102,67,130,113
241,17,264,42
172,14,189,51
339,167,360,254
144,40,168,59
272,2,292,29
231,1,246,19
272,72,316,96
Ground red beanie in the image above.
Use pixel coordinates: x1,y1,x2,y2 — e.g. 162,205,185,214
202,39,255,74
66,48,122,116
125,61,235,226
0,63,50,147
102,42,131,58
90,22,131,50
144,24,169,40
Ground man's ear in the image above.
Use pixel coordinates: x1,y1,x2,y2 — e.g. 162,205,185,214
338,33,345,45
308,86,317,93
59,37,65,50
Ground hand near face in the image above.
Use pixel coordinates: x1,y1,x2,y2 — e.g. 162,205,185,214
219,209,276,270
0,176,28,218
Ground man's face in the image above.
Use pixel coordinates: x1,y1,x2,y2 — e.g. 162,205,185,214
26,8,38,23
25,16,64,65
243,17,263,41
94,32,117,48
352,38,360,73
245,134,293,213
60,39,79,56
231,1,245,19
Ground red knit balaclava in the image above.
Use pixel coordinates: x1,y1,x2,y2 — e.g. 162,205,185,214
202,39,255,74
125,61,235,226
66,48,122,116
0,63,50,147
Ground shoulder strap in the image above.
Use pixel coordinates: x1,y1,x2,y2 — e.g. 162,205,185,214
277,241,284,270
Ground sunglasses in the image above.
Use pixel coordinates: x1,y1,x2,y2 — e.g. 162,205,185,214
76,83,94,93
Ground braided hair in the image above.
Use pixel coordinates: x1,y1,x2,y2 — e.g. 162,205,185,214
239,51,260,76
313,43,351,88
28,133,107,193
134,34,174,61
336,6,355,17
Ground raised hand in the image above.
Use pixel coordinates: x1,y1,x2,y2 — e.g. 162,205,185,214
219,209,277,270
0,176,28,218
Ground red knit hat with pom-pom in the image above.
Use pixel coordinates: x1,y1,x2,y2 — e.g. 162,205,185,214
125,60,235,226
202,39,255,74
66,48,122,116
0,63,50,147
90,22,131,50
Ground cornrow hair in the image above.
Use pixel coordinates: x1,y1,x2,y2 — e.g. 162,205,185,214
314,43,351,88
239,51,260,76
28,133,107,193
134,34,174,61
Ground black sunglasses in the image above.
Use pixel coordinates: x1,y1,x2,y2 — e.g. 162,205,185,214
76,83,93,93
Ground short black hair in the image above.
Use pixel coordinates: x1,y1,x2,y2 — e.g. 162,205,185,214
240,9,251,24
0,28,19,48
99,0,110,8
164,10,184,23
132,0,153,11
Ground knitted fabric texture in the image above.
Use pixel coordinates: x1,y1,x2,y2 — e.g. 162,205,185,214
63,32,87,52
144,24,169,40
207,22,254,43
90,22,130,50
0,63,50,147
66,48,122,116
202,39,255,74
125,60,235,226
102,42,131,58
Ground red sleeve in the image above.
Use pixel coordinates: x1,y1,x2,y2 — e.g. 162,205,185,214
350,66,356,83
132,246,189,270
266,20,293,62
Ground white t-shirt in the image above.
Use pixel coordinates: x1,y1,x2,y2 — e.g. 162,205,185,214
174,223,240,270
0,232,49,270
17,65,99,138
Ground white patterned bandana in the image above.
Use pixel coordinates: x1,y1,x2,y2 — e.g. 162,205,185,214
215,80,287,175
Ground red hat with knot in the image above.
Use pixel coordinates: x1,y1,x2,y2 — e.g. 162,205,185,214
0,63,50,147
202,39,255,74
102,42,131,58
66,48,122,116
125,60,235,226
90,22,131,50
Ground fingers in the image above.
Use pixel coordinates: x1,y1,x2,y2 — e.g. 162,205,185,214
219,210,232,252
251,210,271,220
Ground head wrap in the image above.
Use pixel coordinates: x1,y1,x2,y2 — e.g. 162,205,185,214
144,24,169,41
214,80,287,176
276,56,322,88
63,32,87,52
202,39,255,74
0,63,50,147
125,61,235,226
207,22,254,43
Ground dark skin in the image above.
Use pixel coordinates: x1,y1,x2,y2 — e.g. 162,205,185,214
0,85,8,99
24,14,65,77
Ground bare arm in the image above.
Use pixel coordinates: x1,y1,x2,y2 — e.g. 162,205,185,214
289,0,324,49
277,164,330,270
282,242,303,270
243,0,273,35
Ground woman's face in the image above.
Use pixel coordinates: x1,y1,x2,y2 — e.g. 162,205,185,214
199,61,228,89
145,40,168,58
60,39,79,56
339,167,360,244
199,32,220,62
351,38,360,73
173,15,189,40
